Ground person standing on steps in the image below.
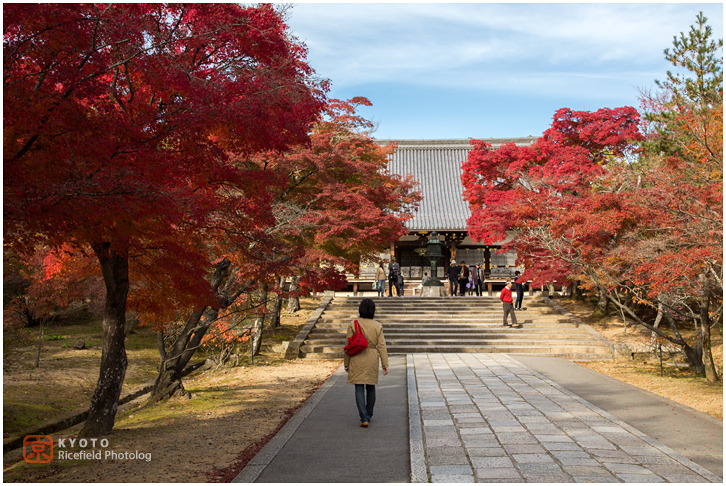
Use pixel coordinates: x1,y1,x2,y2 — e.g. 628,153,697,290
388,259,399,297
375,263,387,297
514,270,526,310
500,280,521,328
447,259,458,297
470,264,480,296
396,271,405,297
416,272,429,296
476,263,485,296
458,260,469,296
344,298,389,428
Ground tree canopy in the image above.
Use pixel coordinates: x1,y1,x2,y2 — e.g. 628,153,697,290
462,13,722,380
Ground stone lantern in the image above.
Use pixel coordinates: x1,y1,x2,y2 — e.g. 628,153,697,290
422,231,445,296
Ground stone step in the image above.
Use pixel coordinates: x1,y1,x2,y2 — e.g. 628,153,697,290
321,314,555,320
323,304,550,311
300,344,611,355
297,296,612,360
304,341,605,351
316,319,570,326
311,322,580,329
308,326,596,335
308,329,594,337
305,334,601,344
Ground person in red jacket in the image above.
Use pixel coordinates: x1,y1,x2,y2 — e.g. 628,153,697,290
500,281,521,328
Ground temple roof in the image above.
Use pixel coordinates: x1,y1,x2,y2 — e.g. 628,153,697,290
377,138,536,232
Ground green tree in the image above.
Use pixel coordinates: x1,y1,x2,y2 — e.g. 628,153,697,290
642,12,723,164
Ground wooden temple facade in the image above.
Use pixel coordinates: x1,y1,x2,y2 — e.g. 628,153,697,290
349,138,537,294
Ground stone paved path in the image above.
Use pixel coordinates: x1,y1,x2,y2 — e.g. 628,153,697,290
408,353,720,483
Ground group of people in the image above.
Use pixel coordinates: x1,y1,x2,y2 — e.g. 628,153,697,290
375,258,528,303
447,259,484,296
374,260,405,297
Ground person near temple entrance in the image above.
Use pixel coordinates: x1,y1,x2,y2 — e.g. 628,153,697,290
470,264,480,296
447,259,459,296
375,263,386,297
458,261,469,296
416,272,430,296
475,263,484,296
500,281,521,328
514,271,526,310
388,259,399,297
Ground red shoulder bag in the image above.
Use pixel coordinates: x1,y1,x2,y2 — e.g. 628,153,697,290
344,320,369,355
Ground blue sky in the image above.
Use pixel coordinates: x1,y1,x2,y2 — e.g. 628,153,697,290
286,3,723,140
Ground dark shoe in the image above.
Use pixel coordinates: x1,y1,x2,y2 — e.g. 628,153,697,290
512,324,523,328
503,324,512,327
360,421,369,428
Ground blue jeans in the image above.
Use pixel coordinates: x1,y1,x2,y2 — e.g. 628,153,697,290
355,384,376,422
377,279,386,297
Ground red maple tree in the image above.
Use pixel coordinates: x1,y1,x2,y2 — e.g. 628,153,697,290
149,98,420,398
462,106,643,287
4,3,326,435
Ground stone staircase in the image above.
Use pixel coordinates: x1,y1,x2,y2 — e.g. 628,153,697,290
298,296,613,360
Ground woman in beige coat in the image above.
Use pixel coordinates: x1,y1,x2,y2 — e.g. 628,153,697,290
344,298,388,427
375,263,387,297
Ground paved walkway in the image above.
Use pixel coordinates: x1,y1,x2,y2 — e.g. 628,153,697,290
235,354,722,483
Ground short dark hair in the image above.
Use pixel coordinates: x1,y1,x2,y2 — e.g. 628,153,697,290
359,298,376,319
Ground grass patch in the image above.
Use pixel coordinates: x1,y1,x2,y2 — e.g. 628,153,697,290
3,296,324,440
3,311,161,437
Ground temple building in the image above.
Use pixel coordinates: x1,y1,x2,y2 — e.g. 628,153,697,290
350,137,537,295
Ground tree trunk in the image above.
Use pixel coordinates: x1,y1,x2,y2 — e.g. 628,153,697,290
606,292,707,376
80,242,129,437
286,276,301,313
699,273,718,382
156,331,166,372
149,260,231,402
124,312,140,337
252,317,263,357
270,276,285,329
34,319,44,368
591,287,610,318
682,343,705,375
663,306,705,375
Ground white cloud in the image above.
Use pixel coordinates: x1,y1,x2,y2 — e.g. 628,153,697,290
288,3,723,90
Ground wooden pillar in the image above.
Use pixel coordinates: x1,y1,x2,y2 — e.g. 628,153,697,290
353,283,359,296
488,282,493,296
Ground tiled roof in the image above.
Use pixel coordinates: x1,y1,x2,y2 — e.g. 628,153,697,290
377,138,536,232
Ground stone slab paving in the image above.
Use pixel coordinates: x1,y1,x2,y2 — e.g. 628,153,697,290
409,353,721,483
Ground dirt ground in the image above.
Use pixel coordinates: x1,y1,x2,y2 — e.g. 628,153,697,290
3,358,340,482
3,294,722,482
3,297,341,483
552,296,723,420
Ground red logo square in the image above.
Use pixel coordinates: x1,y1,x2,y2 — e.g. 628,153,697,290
23,435,53,463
